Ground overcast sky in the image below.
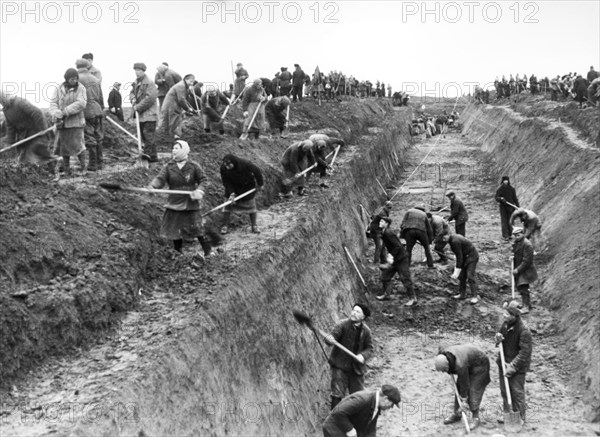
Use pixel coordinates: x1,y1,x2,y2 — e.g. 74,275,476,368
1,0,599,106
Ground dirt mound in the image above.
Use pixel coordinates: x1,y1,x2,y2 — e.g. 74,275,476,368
0,98,401,397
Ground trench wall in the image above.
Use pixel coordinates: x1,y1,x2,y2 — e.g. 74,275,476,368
72,108,413,436
461,103,600,421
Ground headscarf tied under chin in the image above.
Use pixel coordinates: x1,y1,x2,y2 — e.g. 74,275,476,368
221,154,239,172
173,140,190,162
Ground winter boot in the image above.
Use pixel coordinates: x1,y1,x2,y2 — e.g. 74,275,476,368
376,282,392,301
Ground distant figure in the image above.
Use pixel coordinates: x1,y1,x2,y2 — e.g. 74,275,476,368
278,66,292,96
160,74,197,141
265,96,291,137
108,82,124,121
200,87,230,135
130,62,159,162
155,63,182,110
48,68,87,175
241,78,267,139
445,191,468,236
495,176,519,240
511,227,538,313
234,62,249,98
292,64,306,102
76,58,104,172
587,66,599,83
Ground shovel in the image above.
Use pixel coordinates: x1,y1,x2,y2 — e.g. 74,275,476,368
292,310,362,363
282,150,335,186
450,374,471,434
134,111,149,168
281,105,291,138
499,343,522,431
201,188,256,217
99,182,194,196
0,125,56,154
240,101,262,140
510,257,516,299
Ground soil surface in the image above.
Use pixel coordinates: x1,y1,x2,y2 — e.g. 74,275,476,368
361,124,600,436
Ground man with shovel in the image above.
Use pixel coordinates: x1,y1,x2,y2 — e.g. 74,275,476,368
242,78,267,140
130,62,159,162
322,384,401,437
324,303,374,411
510,207,542,251
200,87,230,135
511,227,538,314
495,300,532,426
265,96,290,137
0,91,55,164
434,344,490,431
376,217,418,307
443,233,480,304
280,140,315,197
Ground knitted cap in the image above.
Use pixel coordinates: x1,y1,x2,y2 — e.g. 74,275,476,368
133,62,147,71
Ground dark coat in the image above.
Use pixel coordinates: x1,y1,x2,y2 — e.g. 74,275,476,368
242,85,266,111
448,234,478,268
368,208,390,233
328,318,373,375
587,69,600,83
439,344,491,399
512,237,538,285
381,228,409,262
322,389,380,437
130,73,158,122
77,68,103,118
150,160,207,211
2,96,48,143
429,214,449,238
292,68,306,86
108,88,122,111
155,68,182,98
219,154,263,200
497,318,532,373
573,76,589,94
401,208,433,241
495,181,519,209
448,196,468,225
281,141,315,173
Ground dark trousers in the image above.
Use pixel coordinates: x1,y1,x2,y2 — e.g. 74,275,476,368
403,228,433,267
433,234,448,261
139,121,157,159
499,205,514,238
370,231,387,264
84,115,104,170
499,367,526,421
381,257,415,298
454,360,490,415
280,85,291,96
455,222,466,236
292,84,303,101
517,284,531,308
458,256,479,297
330,367,364,399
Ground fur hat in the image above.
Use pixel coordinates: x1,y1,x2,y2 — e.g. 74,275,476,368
133,62,147,71
75,58,90,69
64,68,79,81
502,175,510,182
353,302,371,318
82,52,94,60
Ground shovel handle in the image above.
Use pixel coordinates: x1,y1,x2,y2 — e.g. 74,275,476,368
201,188,256,217
450,374,471,434
511,258,515,299
499,343,514,409
0,125,56,154
105,116,139,143
316,328,363,364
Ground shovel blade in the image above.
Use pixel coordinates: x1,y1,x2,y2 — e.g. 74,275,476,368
504,412,522,433
239,132,249,140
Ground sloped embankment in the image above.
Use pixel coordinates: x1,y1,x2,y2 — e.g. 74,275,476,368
1,99,413,435
461,103,600,421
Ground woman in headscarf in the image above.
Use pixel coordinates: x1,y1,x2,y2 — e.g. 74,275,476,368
219,154,264,235
48,68,87,175
149,140,212,256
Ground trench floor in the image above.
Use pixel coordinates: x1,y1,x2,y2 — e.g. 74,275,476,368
362,130,599,436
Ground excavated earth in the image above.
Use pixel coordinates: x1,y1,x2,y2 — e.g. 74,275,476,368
0,96,598,437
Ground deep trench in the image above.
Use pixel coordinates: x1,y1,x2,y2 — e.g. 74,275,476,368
2,100,598,435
